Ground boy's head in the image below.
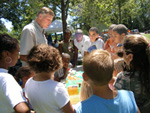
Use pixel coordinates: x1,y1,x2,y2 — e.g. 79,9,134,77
75,29,83,42
112,24,128,44
83,49,114,86
27,44,63,73
62,53,70,68
89,27,99,43
64,29,71,42
108,24,116,39
15,66,35,84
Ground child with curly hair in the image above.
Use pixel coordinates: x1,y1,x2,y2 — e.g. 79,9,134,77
25,44,75,113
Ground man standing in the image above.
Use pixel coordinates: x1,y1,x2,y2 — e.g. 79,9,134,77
20,7,54,66
74,29,91,58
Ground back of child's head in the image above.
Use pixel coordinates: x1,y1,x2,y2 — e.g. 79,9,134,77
112,24,128,35
89,27,99,34
27,44,63,73
109,24,116,30
83,49,114,86
62,53,70,68
15,66,34,82
62,53,70,60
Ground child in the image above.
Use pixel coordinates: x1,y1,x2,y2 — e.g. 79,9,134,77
59,29,77,67
25,44,75,113
105,24,117,59
15,66,35,88
75,49,140,113
88,27,104,52
112,24,128,55
0,34,30,113
15,66,35,113
54,53,70,83
109,24,128,85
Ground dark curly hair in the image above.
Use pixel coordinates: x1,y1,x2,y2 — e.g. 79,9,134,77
15,66,33,82
27,44,63,73
0,33,19,60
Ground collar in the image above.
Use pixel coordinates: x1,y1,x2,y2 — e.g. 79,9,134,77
32,20,45,34
0,68,8,73
117,43,122,47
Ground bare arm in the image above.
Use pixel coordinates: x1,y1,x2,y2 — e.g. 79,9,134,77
137,106,140,113
62,101,76,113
63,68,68,79
73,45,78,67
84,51,89,57
59,43,62,55
14,102,30,113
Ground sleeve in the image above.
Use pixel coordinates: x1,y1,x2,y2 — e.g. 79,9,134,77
55,84,70,108
126,91,138,112
74,39,78,48
74,102,82,113
104,39,109,50
3,75,26,108
97,39,104,49
20,27,35,55
84,40,91,51
114,72,124,90
101,39,105,49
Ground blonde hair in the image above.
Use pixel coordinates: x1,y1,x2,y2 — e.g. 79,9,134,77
83,49,114,86
80,81,92,101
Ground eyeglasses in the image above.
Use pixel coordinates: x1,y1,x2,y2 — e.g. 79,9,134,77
117,51,123,57
117,50,132,57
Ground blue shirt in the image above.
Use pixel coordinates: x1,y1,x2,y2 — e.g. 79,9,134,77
75,90,137,113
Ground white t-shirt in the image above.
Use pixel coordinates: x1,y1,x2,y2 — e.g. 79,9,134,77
74,35,91,56
0,68,26,113
25,77,70,113
89,38,104,51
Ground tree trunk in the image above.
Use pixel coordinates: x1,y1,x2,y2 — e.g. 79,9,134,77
61,0,67,37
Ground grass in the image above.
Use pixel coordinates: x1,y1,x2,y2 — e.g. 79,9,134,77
142,34,150,40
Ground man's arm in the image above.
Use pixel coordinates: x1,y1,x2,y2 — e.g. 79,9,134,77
20,27,35,63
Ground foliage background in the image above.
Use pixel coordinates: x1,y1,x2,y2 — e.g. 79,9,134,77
0,0,150,39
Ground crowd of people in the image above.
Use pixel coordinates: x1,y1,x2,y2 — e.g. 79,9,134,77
0,6,150,113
